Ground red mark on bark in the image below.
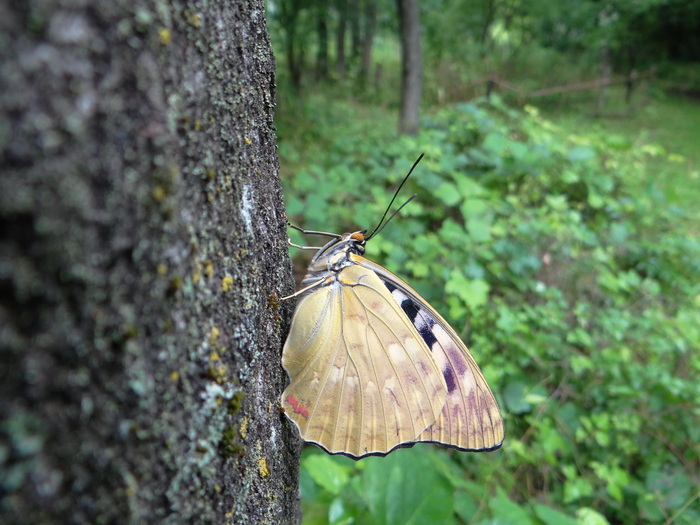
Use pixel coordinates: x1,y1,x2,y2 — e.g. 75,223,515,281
286,395,309,418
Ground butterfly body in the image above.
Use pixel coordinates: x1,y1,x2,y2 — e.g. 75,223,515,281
282,230,504,459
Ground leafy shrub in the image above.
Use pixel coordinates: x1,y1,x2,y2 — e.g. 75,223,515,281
280,94,700,525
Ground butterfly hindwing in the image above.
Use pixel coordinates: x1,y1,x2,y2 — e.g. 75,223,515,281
282,263,448,458
360,255,505,451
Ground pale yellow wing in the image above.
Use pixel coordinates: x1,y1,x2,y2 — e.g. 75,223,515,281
361,256,504,451
413,310,504,450
282,264,448,458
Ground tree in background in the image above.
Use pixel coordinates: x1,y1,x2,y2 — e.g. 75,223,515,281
278,0,307,89
396,0,423,135
0,1,300,523
360,0,378,86
315,1,329,79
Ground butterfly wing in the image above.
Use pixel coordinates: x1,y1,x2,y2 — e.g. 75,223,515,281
282,263,448,458
361,256,505,451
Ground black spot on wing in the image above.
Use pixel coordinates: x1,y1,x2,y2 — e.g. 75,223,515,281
416,319,437,349
400,299,438,350
399,297,419,324
381,278,439,350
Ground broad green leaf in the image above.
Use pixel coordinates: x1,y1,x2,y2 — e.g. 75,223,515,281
445,273,490,311
576,507,611,525
567,145,595,162
302,454,352,496
488,490,534,525
358,449,454,525
533,504,578,525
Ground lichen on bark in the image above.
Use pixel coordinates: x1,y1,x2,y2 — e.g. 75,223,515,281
0,1,301,523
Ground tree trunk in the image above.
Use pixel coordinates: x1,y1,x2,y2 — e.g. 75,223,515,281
281,0,304,89
480,0,497,48
597,43,612,115
350,0,362,60
0,1,301,524
397,0,423,135
360,0,377,86
336,0,348,77
316,2,329,79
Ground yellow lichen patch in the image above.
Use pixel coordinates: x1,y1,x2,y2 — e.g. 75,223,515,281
157,263,168,275
210,351,220,362
258,458,270,478
168,276,183,294
210,326,220,341
159,28,171,45
192,261,201,284
207,364,228,384
153,185,166,202
221,275,234,292
244,137,252,145
204,261,214,277
170,371,180,382
185,12,202,28
240,417,248,439
268,292,281,311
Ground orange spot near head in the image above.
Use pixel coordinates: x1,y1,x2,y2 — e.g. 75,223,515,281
350,231,365,242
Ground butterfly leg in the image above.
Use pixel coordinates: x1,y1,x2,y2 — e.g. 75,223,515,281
287,238,324,251
280,277,326,300
287,222,342,239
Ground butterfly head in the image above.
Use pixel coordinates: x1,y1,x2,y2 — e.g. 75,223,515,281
349,231,366,243
327,230,367,260
348,230,367,253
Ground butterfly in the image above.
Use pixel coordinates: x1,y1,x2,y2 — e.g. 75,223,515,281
281,155,504,459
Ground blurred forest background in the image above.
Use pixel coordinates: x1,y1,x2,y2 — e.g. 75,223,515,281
266,1,699,524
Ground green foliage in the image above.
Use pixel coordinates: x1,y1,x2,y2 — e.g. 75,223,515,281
280,94,700,525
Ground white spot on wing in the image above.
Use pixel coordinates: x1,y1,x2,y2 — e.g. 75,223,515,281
391,288,410,304
413,315,429,334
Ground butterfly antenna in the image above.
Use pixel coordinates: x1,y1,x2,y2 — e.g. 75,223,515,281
366,153,424,240
366,194,416,240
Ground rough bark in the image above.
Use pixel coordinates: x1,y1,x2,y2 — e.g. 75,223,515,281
0,0,301,523
397,0,423,135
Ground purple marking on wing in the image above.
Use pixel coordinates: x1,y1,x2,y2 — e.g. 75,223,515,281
442,364,457,393
446,342,468,376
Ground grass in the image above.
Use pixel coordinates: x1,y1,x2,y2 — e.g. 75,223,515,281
538,86,700,212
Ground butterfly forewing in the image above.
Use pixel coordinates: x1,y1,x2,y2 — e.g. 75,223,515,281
282,258,448,458
362,256,505,451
